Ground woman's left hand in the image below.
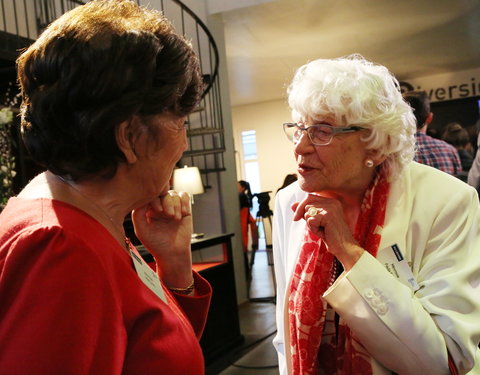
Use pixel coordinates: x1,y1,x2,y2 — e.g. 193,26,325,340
132,190,193,288
292,194,364,271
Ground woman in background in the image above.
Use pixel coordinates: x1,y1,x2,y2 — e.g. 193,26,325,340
0,1,211,373
468,119,480,192
442,122,474,174
238,180,258,280
273,55,480,374
277,173,298,194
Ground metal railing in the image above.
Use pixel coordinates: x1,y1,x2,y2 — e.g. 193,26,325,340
0,0,225,183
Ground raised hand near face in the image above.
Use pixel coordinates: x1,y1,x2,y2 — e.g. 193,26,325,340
132,190,193,287
292,194,364,271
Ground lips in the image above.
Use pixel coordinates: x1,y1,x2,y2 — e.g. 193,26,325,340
298,163,316,174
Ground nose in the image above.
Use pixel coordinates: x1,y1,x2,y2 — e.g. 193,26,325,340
293,130,314,155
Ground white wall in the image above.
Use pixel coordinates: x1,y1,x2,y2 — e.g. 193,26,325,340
232,99,298,209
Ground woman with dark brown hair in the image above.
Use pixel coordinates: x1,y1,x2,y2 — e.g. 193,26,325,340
442,122,474,173
0,1,211,373
238,180,258,279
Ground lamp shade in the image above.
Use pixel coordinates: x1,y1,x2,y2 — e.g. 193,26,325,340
173,166,204,195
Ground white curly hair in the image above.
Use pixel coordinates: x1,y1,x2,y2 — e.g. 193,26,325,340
287,54,416,180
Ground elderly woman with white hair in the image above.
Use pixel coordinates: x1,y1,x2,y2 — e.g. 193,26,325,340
272,55,480,375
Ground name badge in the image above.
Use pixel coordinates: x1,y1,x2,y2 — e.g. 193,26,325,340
377,244,420,292
130,249,167,303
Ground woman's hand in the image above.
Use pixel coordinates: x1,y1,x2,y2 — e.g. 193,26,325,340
132,190,193,288
292,194,364,271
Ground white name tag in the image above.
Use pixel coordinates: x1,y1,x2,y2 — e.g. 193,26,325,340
377,244,420,292
130,249,167,303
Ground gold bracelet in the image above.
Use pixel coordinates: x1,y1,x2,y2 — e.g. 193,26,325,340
167,279,195,295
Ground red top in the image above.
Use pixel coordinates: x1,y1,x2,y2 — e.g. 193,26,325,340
0,198,212,374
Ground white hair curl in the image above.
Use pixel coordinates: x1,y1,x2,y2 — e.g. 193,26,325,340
287,54,416,180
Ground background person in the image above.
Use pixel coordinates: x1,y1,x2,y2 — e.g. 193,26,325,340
468,119,480,192
273,55,480,375
238,180,258,280
0,1,211,373
276,173,298,194
442,122,474,177
404,90,462,176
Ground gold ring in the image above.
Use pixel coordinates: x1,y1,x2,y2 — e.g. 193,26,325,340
307,206,320,217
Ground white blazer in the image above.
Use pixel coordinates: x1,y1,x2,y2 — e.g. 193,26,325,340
272,162,480,375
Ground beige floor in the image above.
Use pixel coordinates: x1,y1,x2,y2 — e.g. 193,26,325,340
206,249,279,375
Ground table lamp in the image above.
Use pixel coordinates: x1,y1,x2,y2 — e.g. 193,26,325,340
173,166,204,203
173,166,205,238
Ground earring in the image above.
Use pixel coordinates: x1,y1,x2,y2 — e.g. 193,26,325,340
365,159,374,168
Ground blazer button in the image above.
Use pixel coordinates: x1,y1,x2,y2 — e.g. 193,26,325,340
376,303,389,315
364,288,375,300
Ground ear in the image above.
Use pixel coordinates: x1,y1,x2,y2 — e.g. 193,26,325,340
115,118,138,164
366,149,387,167
426,112,434,125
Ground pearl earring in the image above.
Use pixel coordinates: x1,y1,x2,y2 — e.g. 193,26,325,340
365,159,374,168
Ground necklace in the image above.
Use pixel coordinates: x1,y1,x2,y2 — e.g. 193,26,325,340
55,174,130,253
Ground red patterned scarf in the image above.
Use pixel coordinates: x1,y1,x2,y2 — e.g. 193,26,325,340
288,169,390,375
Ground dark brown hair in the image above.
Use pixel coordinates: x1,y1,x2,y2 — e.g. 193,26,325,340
17,0,202,180
403,91,430,129
442,122,470,148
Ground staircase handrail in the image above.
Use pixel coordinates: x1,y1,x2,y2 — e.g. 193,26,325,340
170,0,219,99
36,0,219,99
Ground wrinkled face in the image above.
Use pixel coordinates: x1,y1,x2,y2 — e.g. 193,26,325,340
133,113,188,197
293,117,374,195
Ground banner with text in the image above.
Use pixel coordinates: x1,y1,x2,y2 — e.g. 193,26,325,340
400,67,480,103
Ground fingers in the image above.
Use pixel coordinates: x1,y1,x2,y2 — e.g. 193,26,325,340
291,202,299,212
136,190,191,224
292,194,325,221
160,191,178,217
161,190,191,219
178,191,192,217
149,196,164,215
298,204,327,240
292,201,305,221
304,205,327,220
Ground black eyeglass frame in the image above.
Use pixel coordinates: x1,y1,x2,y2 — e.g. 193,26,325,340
283,122,366,146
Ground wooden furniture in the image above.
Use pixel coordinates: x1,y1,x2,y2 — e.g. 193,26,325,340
191,233,244,364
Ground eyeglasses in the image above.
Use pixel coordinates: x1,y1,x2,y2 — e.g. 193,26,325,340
283,122,366,146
